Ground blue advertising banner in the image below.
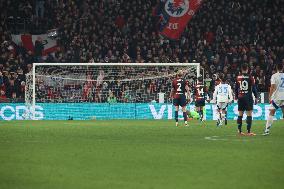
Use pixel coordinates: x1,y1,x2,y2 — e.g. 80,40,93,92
0,103,283,121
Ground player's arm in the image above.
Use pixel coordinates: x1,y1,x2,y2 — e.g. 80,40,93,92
170,81,175,99
268,75,276,102
204,86,210,102
234,80,239,100
212,86,218,104
170,87,175,99
251,76,258,103
269,84,276,102
228,85,233,103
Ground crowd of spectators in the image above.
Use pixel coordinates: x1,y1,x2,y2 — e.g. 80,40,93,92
0,0,283,102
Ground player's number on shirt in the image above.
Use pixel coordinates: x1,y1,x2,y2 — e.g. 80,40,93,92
177,82,182,91
238,80,248,91
218,86,228,94
197,88,204,96
280,78,284,88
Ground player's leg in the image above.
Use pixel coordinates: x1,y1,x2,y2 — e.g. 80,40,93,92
237,98,244,134
195,102,201,120
182,106,188,126
221,103,228,125
219,103,225,125
237,111,244,134
221,109,227,125
264,109,275,135
237,98,246,135
224,105,228,125
216,109,221,126
246,97,255,136
216,103,224,126
173,98,179,126
245,110,255,135
175,105,179,126
181,95,188,126
199,101,205,121
200,106,205,121
264,101,281,135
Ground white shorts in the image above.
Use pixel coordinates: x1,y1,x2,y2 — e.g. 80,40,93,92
216,102,228,110
269,100,284,110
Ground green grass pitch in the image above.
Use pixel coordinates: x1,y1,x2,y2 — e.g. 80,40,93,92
0,120,283,189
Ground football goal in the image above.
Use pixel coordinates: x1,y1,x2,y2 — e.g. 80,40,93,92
25,63,200,120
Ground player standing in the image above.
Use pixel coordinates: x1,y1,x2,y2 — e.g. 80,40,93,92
193,77,208,122
212,75,233,126
209,74,228,124
171,70,191,127
263,64,284,135
235,63,258,136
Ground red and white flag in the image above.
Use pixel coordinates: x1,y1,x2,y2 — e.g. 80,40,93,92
156,0,203,40
12,34,58,56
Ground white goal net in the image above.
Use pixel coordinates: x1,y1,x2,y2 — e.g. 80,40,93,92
25,63,200,120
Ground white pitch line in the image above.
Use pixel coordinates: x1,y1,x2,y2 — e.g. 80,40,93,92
204,135,250,141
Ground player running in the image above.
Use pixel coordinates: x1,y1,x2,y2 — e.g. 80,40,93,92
171,70,191,127
193,76,208,122
212,75,233,126
235,63,258,136
263,64,284,135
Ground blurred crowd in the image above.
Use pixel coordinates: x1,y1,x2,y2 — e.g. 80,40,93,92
0,0,283,102
35,66,197,103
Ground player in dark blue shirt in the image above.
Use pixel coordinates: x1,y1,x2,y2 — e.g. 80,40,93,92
235,63,258,136
171,70,191,127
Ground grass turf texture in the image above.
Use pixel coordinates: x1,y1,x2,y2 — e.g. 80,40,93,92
0,120,283,189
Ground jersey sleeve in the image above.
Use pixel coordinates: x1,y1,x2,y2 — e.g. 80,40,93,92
270,74,276,85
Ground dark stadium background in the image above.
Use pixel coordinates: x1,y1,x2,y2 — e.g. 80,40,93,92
0,0,283,102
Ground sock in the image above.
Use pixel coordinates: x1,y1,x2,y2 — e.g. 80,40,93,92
225,112,227,120
246,116,252,133
175,111,178,122
237,116,243,133
200,109,204,119
216,111,219,120
183,112,187,122
198,110,202,119
265,115,274,132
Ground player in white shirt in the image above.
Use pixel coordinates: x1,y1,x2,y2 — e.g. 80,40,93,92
212,75,233,126
263,64,284,135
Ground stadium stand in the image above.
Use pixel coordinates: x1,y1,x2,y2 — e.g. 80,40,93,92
0,0,283,102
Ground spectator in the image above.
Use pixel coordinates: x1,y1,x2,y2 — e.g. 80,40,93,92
35,0,45,18
107,91,117,103
0,89,8,102
34,37,44,61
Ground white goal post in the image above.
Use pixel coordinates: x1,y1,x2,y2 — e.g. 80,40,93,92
25,63,200,120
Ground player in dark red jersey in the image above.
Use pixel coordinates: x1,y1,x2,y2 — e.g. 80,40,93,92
171,70,191,127
193,76,208,122
235,63,258,136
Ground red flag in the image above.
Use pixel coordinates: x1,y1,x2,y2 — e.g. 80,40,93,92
158,0,203,40
12,34,58,56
